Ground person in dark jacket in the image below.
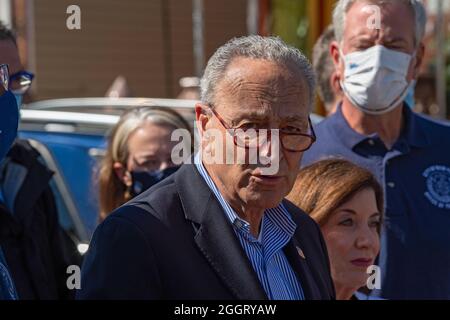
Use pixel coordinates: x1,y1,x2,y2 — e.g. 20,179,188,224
0,139,79,299
0,21,78,300
77,36,335,300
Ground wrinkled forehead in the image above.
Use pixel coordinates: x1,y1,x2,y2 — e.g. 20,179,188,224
214,57,310,117
343,1,415,44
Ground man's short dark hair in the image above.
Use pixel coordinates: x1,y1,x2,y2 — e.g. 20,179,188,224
312,25,336,107
0,20,17,46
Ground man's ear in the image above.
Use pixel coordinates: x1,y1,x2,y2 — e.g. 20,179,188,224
330,40,342,70
113,162,132,187
195,102,211,134
412,42,425,80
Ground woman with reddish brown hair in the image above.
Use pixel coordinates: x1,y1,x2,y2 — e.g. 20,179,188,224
287,158,384,300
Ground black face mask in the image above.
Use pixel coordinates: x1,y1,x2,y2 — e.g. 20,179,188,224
130,166,180,197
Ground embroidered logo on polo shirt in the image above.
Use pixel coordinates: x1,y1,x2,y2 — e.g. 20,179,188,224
423,165,450,210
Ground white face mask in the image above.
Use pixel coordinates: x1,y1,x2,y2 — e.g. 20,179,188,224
340,45,414,115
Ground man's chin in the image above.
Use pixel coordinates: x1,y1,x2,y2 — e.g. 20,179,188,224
242,189,285,209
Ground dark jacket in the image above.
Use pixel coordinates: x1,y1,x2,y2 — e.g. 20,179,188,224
0,139,77,299
77,163,335,300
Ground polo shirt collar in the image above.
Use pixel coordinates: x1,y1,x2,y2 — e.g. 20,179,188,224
400,105,430,148
330,103,430,151
329,103,372,151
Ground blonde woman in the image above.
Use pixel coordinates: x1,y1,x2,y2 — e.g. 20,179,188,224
98,106,192,222
287,159,384,300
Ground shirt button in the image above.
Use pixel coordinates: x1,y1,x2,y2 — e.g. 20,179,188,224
368,139,375,146
235,221,243,228
387,182,396,188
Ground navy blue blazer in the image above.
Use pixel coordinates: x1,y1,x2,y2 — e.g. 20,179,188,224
77,164,335,300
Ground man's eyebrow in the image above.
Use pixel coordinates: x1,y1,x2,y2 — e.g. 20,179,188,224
231,112,269,123
231,113,308,126
283,115,307,122
348,33,375,43
383,37,409,44
386,36,408,42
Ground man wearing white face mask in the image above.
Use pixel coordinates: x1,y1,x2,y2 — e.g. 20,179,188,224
340,45,415,114
303,0,450,299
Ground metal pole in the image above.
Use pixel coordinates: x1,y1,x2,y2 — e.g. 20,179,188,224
436,0,447,119
161,0,173,97
192,0,205,78
247,0,259,35
26,0,37,93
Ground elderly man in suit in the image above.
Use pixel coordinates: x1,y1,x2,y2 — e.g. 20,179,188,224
77,35,335,300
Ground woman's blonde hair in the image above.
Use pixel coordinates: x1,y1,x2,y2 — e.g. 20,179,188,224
98,106,192,221
287,158,384,232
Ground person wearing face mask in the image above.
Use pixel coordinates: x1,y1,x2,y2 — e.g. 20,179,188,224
97,106,192,222
0,22,34,113
302,0,450,300
0,64,19,300
312,25,343,116
0,22,77,300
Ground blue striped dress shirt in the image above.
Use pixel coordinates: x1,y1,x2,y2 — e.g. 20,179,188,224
195,157,304,300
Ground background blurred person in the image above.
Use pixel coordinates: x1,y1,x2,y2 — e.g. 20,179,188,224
303,0,450,299
98,106,192,222
287,159,383,300
312,25,342,115
105,75,131,98
0,21,77,300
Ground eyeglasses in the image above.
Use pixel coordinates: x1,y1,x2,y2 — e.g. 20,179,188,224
9,70,34,94
0,64,9,91
208,105,316,152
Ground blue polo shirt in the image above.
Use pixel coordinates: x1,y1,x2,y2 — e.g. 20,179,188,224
302,104,450,299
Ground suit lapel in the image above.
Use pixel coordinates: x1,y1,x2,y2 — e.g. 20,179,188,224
175,163,267,300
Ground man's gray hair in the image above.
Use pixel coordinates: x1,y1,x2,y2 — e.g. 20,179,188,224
200,35,316,109
333,0,427,47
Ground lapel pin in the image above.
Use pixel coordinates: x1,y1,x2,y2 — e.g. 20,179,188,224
296,246,306,260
